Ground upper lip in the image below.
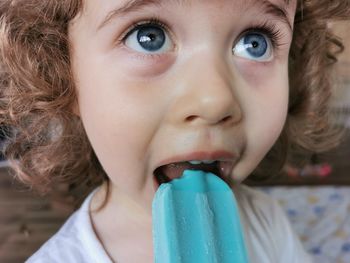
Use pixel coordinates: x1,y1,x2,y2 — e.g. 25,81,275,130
154,150,237,170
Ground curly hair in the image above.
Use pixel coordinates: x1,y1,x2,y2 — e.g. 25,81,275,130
0,0,105,205
251,0,350,180
0,0,349,208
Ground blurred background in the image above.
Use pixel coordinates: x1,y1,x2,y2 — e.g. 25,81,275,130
0,22,350,263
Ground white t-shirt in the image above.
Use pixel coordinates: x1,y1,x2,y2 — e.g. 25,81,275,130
26,185,313,263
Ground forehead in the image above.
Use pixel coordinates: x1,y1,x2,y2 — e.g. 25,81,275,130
82,0,297,17
77,0,297,33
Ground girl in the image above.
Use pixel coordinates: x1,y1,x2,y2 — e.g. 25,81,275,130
1,0,349,262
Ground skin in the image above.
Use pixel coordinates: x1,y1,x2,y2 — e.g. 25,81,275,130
69,0,297,261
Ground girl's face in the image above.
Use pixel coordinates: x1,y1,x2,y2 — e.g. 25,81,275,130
69,0,297,210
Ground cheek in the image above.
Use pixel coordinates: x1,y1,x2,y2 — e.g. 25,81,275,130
249,104,287,153
76,91,155,190
234,58,275,86
73,60,167,186
242,60,289,143
249,91,288,152
114,49,176,78
233,72,289,181
78,86,153,151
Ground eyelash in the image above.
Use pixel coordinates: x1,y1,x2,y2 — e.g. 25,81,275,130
118,17,169,45
242,21,285,50
117,17,285,54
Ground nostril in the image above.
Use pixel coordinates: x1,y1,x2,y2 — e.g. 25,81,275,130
221,116,232,123
185,115,234,124
186,115,197,122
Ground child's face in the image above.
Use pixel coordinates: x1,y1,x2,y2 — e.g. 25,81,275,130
69,0,296,208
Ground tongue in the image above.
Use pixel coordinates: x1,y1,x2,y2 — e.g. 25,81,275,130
160,162,219,181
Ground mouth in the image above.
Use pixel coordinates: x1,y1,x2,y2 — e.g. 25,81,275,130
153,160,235,188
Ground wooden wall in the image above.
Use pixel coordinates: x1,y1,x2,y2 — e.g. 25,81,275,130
0,166,74,262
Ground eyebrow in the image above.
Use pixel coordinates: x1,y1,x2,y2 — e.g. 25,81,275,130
97,0,293,32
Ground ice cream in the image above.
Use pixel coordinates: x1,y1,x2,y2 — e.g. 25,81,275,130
152,169,249,263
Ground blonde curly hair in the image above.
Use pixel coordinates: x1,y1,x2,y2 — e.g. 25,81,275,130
0,0,349,207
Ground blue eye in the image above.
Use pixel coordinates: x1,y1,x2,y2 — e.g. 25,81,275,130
233,32,273,62
124,23,173,54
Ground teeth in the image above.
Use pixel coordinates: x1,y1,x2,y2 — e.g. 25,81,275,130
188,160,216,165
189,161,201,165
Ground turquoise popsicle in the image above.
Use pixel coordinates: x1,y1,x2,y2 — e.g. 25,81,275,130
152,170,249,263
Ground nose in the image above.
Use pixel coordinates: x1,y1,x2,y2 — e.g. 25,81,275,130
169,53,242,127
